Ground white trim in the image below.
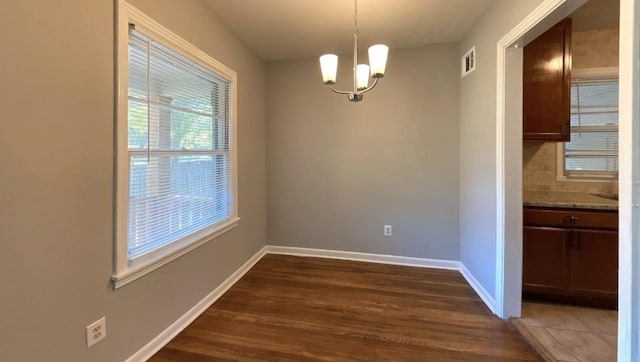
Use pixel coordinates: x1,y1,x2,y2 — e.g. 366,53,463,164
618,0,640,360
495,0,588,319
556,143,619,182
114,0,239,288
265,245,460,270
459,263,497,313
112,218,240,289
121,2,236,81
266,246,495,313
115,0,130,281
495,0,563,319
124,246,268,362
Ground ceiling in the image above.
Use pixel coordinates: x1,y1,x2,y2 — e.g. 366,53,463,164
203,0,618,61
204,0,493,61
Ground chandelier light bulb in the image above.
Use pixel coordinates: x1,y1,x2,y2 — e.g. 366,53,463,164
356,64,370,90
368,44,389,78
319,54,338,84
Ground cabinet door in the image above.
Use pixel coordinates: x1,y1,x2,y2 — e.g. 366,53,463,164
570,230,618,300
523,226,570,294
523,18,572,141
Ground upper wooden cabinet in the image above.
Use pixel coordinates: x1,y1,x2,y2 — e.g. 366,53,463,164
523,18,572,142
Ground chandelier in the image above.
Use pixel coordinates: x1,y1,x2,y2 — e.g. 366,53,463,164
319,0,389,102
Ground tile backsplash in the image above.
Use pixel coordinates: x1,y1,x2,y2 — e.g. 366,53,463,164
573,28,619,70
523,142,617,194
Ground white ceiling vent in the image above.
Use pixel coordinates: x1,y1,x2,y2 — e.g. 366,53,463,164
461,46,476,78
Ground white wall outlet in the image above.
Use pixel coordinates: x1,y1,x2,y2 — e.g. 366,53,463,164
383,225,392,237
86,317,106,348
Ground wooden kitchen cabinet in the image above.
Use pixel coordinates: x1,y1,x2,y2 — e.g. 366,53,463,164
523,18,572,141
570,229,618,300
523,207,618,309
523,226,569,295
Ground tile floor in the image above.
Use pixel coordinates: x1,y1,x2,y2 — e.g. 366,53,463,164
513,301,618,362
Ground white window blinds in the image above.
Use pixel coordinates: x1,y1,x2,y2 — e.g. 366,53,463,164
127,28,232,262
565,78,618,176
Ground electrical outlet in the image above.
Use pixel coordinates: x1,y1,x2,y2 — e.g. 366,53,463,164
86,317,106,348
383,225,392,236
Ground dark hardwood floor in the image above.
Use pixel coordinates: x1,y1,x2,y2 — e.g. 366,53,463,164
151,254,541,361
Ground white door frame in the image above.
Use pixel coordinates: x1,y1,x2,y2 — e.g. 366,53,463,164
617,0,640,360
496,0,640,360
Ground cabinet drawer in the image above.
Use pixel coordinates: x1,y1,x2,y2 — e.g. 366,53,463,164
524,207,618,230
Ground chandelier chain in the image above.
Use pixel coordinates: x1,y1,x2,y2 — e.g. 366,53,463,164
353,0,358,35
352,0,358,93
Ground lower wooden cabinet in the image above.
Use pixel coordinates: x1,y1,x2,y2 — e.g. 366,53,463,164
523,207,618,309
570,229,618,300
523,227,569,295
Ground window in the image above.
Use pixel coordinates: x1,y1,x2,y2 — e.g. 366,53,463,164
558,69,618,180
113,2,238,288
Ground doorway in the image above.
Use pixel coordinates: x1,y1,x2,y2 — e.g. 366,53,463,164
496,0,639,360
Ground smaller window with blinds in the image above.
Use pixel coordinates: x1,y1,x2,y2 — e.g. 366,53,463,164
113,2,239,288
558,69,618,180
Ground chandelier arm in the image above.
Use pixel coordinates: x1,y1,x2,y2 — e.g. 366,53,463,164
358,77,379,94
329,86,353,95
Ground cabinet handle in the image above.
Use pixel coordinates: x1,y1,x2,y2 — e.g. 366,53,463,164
564,215,578,223
566,230,574,249
566,230,579,249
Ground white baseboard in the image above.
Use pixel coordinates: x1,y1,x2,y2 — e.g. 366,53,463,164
265,245,460,270
125,246,268,362
459,263,497,314
268,246,495,313
127,245,497,361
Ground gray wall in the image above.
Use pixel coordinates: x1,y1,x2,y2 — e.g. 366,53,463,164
0,0,266,361
458,0,545,299
266,44,460,261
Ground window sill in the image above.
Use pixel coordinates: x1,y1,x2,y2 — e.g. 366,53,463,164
112,217,240,289
556,175,618,183
555,144,618,183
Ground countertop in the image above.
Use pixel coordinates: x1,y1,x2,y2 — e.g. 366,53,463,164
523,191,618,210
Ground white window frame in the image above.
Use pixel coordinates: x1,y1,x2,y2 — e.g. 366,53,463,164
556,67,619,182
112,1,239,289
